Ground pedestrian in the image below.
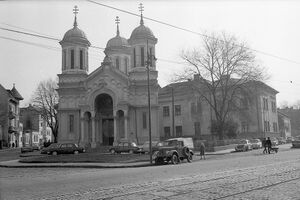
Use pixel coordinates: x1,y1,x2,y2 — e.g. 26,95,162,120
200,142,205,160
262,138,267,154
266,137,272,154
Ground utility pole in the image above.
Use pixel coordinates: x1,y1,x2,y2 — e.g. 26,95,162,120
146,40,152,164
171,87,175,137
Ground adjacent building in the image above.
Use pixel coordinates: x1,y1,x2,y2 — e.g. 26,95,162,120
20,105,53,148
158,75,280,141
277,111,292,139
278,107,300,137
0,84,23,149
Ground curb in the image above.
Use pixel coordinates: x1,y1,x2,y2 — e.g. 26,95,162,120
0,160,152,169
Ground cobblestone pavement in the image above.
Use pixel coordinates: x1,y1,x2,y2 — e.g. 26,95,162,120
35,159,300,200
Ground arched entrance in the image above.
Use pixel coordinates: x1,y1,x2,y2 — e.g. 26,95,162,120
95,93,114,145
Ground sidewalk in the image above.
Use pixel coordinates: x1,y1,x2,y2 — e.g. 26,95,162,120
0,149,233,168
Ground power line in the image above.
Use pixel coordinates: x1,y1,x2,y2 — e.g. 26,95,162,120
0,25,183,65
86,0,300,66
0,35,103,61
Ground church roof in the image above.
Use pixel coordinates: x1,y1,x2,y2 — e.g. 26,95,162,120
129,5,156,41
130,24,156,40
106,35,129,48
60,6,90,46
10,85,23,100
106,16,129,49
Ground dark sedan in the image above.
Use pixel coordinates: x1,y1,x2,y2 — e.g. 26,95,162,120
109,141,140,154
41,143,85,155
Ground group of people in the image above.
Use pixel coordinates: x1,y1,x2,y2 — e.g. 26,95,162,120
262,137,273,154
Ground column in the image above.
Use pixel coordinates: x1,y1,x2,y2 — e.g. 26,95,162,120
80,117,85,146
124,110,128,140
91,111,96,148
113,111,117,146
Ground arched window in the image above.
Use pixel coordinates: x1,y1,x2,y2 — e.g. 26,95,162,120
62,49,67,70
141,47,145,67
70,49,75,69
116,57,120,69
133,48,136,68
80,50,84,69
125,57,128,74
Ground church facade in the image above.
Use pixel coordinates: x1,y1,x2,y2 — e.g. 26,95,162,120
57,7,160,148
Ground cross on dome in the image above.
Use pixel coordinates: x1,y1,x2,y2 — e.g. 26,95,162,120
115,16,120,36
73,5,79,27
138,3,144,25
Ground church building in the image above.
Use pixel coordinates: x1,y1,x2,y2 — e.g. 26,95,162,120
57,5,160,148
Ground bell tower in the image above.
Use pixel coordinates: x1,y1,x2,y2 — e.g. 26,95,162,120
59,5,90,74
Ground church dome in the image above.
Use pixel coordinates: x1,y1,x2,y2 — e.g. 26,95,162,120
61,26,90,45
130,24,155,40
60,8,90,46
106,35,129,48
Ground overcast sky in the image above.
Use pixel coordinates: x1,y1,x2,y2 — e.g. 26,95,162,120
0,0,300,107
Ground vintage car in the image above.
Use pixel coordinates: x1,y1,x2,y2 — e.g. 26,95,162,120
152,137,194,165
235,139,253,152
249,139,262,149
138,141,163,154
109,141,141,154
291,136,300,148
40,143,85,155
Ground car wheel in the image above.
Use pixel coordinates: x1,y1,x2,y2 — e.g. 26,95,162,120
171,154,179,165
187,154,192,163
74,150,79,154
110,149,115,154
129,150,134,154
52,151,57,156
155,157,164,165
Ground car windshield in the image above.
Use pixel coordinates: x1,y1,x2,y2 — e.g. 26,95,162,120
250,139,258,143
239,140,247,144
164,140,179,146
131,142,137,147
48,143,59,148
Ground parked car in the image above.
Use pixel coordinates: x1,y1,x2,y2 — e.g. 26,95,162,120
152,137,194,165
41,143,85,155
109,141,141,154
286,137,294,143
235,139,253,152
291,136,300,148
277,137,286,145
270,137,279,146
138,141,163,154
21,144,41,153
250,139,262,149
21,146,34,153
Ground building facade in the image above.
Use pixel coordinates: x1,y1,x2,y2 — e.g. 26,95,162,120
20,105,53,147
278,107,300,137
57,7,160,148
158,75,280,141
0,84,23,148
277,111,292,139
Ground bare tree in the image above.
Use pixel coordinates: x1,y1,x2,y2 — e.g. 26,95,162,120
179,32,268,140
31,79,59,143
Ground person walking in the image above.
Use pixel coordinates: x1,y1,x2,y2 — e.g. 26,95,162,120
266,137,272,154
262,138,267,154
199,142,206,160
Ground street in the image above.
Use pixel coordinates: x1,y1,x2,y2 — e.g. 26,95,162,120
1,145,300,200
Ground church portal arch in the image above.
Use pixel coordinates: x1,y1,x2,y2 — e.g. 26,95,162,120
94,93,114,145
